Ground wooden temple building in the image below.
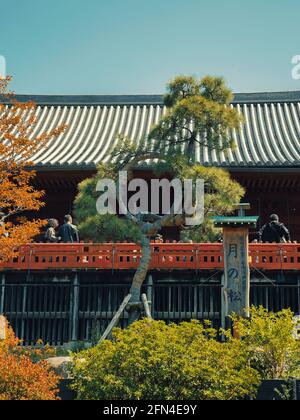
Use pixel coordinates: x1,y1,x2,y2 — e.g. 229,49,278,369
8,91,300,241
0,91,300,345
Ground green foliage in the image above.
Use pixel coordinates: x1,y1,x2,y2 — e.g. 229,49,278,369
274,380,297,400
155,155,245,242
78,214,142,243
181,219,222,243
149,75,242,158
71,319,260,400
74,154,244,243
74,165,142,243
74,164,118,223
232,307,300,380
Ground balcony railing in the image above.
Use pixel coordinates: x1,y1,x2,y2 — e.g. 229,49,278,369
1,242,300,271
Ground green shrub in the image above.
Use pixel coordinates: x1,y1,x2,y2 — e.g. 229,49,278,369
71,319,260,400
232,307,300,380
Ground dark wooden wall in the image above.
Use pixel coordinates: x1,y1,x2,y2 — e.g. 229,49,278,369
233,171,300,241
31,169,300,242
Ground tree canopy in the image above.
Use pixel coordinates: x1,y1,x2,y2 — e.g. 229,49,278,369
74,75,244,323
110,75,243,168
75,156,244,243
75,75,244,243
150,75,242,157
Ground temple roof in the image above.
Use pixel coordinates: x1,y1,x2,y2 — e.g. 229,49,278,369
1,92,300,170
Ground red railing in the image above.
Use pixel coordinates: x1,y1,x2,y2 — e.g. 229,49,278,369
249,243,300,271
1,242,300,271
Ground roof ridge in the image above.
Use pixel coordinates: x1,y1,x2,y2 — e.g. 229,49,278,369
1,91,300,106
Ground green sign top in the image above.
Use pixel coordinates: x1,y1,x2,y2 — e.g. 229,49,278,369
213,216,259,228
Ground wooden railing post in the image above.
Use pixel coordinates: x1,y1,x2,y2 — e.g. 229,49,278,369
20,284,27,341
141,294,152,319
147,275,154,318
0,274,5,314
70,273,79,342
0,274,6,341
221,274,228,330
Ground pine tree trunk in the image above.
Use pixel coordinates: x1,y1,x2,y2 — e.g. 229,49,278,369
127,235,151,325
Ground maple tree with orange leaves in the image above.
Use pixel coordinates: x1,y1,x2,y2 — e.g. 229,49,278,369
0,319,60,400
0,76,67,261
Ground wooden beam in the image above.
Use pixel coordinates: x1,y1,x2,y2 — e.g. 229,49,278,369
98,294,132,344
141,294,152,319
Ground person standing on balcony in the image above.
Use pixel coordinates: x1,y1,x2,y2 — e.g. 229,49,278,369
259,214,291,243
58,215,80,243
45,219,61,243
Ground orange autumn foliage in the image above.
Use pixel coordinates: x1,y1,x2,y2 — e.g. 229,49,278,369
0,76,67,260
0,320,60,400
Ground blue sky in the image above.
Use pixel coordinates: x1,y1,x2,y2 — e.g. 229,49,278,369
0,0,300,94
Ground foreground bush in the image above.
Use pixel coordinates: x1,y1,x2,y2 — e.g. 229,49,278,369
71,320,260,400
0,321,60,400
232,307,300,380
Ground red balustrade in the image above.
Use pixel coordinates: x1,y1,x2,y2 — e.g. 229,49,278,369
1,242,299,271
249,243,300,271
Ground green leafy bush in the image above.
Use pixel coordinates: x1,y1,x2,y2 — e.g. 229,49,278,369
232,307,300,379
71,319,260,400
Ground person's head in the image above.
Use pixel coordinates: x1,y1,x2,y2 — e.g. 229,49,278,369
48,218,59,228
64,215,73,224
270,214,279,223
155,234,163,243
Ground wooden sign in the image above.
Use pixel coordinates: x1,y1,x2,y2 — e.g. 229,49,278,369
223,227,250,317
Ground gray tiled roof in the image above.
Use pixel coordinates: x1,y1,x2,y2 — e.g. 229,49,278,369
1,92,300,170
